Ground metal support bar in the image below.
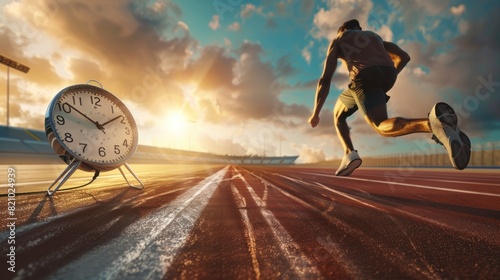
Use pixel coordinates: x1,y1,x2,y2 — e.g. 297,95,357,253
118,162,145,190
47,161,144,196
47,158,82,196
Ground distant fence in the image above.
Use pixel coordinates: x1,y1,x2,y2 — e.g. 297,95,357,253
359,142,500,167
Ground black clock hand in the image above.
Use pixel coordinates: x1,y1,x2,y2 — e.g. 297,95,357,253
100,115,123,127
65,103,98,125
65,103,106,132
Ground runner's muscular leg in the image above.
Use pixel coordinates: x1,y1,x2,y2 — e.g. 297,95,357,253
364,103,432,137
333,99,355,154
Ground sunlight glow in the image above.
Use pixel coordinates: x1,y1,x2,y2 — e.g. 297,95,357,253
167,111,187,132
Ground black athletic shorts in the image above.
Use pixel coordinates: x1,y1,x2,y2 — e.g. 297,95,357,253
338,65,398,116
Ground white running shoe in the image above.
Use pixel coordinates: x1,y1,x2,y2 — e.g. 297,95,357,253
429,102,471,170
335,150,362,176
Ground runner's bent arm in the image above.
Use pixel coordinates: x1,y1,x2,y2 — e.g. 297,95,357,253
383,41,410,74
309,40,338,128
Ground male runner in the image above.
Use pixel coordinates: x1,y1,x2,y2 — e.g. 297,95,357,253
308,19,471,176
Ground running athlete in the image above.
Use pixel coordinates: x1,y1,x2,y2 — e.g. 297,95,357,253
308,19,471,176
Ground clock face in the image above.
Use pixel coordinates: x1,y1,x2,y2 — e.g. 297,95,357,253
47,85,138,168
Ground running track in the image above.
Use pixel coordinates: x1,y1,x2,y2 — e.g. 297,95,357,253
0,164,499,279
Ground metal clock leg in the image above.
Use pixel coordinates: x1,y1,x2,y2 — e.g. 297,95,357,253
118,162,145,190
47,159,82,196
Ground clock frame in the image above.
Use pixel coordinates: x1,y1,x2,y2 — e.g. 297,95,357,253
44,82,144,196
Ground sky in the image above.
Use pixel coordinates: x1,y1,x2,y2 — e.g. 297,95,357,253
0,0,499,163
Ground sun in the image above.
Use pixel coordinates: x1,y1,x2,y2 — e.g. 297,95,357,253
167,111,187,132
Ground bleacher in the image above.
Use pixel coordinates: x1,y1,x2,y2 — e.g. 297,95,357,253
0,125,299,165
0,126,49,154
221,155,299,165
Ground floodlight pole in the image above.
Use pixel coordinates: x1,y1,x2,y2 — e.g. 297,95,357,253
6,65,9,127
1,55,30,127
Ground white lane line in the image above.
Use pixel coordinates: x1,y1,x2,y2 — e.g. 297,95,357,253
266,173,442,279
231,183,247,209
275,173,387,212
248,172,363,278
286,173,495,240
231,183,261,280
51,166,229,279
358,173,500,187
428,179,500,187
275,173,380,210
301,172,500,197
315,182,381,210
235,170,322,279
262,182,268,203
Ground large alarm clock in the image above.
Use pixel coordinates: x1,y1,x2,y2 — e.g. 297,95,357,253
45,83,139,172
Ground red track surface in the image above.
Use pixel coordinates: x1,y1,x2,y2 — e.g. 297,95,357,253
1,164,499,279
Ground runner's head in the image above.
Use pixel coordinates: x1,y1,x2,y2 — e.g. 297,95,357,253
338,19,362,34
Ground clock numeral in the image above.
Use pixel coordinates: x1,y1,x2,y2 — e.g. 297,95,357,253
111,106,114,114
63,103,71,113
56,103,71,113
56,115,65,125
91,96,102,107
125,127,131,135
123,139,128,147
64,133,73,143
114,145,120,154
98,147,106,157
72,96,82,106
120,115,126,124
79,143,88,153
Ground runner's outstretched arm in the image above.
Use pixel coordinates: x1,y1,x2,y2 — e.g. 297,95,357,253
383,41,410,74
309,40,338,128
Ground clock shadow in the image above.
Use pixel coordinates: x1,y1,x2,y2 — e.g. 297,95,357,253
26,185,135,224
27,194,57,223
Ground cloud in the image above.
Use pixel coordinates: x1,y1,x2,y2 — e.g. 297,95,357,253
388,6,500,136
129,0,182,30
175,21,189,34
228,22,241,31
209,15,220,30
180,45,235,91
1,0,315,149
241,4,263,19
275,55,297,77
312,0,373,40
1,0,202,124
389,0,451,36
229,41,281,120
450,4,466,16
302,41,314,64
291,143,328,163
309,0,499,141
412,67,428,78
375,24,393,41
3,0,496,158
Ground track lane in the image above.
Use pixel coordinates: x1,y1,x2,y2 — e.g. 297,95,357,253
243,166,500,279
243,167,440,279
0,164,499,279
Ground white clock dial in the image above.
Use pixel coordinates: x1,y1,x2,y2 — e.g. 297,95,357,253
46,84,138,171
